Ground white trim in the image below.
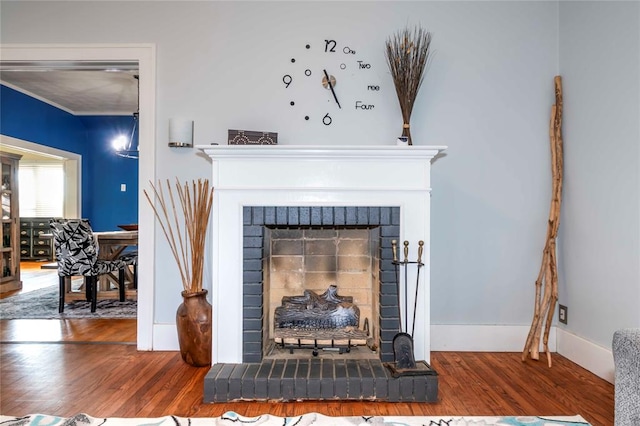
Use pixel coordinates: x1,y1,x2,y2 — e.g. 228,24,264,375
1,44,157,351
73,111,133,116
431,324,557,352
556,327,614,383
197,144,448,160
431,324,614,384
0,134,81,219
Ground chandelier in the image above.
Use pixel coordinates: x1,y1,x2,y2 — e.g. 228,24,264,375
113,74,139,159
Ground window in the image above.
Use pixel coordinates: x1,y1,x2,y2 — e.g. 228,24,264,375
19,162,64,217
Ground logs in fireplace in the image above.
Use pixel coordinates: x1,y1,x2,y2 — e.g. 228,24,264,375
275,285,359,329
273,285,369,354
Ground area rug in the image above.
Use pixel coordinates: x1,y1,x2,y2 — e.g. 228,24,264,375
0,285,136,319
0,412,591,425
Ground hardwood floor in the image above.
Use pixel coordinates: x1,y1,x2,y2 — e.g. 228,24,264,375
0,263,614,423
0,318,136,343
0,261,60,300
0,321,614,424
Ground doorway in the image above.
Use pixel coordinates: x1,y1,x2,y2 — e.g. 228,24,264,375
0,126,137,342
0,44,156,350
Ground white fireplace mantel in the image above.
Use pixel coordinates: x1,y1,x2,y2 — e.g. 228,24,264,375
199,145,445,192
197,145,446,364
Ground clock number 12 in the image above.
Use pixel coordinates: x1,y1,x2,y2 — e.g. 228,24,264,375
324,39,337,53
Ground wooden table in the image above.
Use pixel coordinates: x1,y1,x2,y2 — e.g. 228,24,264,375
95,230,138,260
94,230,138,295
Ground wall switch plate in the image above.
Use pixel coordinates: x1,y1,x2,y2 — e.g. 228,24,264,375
559,304,568,324
121,184,126,192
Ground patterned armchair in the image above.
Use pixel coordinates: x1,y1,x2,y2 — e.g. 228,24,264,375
50,219,127,313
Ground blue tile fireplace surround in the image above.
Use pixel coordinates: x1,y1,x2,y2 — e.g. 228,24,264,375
203,205,439,402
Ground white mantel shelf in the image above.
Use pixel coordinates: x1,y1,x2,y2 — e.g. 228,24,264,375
196,144,447,160
196,145,447,193
197,143,447,364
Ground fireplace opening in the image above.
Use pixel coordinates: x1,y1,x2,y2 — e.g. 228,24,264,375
264,226,379,360
243,206,401,363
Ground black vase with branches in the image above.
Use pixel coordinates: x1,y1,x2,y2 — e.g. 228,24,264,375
385,26,433,146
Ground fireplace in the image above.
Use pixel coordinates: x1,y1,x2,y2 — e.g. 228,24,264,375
197,145,445,402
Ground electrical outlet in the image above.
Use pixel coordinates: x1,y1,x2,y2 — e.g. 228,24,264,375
559,304,568,325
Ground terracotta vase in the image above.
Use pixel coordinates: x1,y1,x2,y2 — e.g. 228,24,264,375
176,289,212,367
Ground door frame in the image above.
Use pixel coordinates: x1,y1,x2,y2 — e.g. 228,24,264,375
0,134,81,219
1,44,156,350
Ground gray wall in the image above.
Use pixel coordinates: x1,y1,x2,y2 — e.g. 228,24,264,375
3,1,636,350
558,1,640,347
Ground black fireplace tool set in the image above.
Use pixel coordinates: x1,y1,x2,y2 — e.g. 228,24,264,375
385,239,437,378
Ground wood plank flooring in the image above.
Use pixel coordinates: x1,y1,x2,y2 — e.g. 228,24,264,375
0,261,60,300
0,263,614,423
0,318,136,343
0,322,614,424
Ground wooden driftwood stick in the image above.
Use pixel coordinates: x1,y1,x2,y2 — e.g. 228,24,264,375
523,76,564,367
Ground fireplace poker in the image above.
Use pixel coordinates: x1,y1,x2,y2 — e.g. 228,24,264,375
391,239,402,332
412,240,424,337
403,240,409,333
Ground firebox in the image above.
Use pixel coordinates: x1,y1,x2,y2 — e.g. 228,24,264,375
242,206,400,363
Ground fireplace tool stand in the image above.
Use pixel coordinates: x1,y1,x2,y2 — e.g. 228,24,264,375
385,240,437,378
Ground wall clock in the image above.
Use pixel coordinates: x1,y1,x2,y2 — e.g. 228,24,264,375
281,39,383,127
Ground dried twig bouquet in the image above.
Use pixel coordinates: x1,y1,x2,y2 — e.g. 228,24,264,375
385,26,433,145
144,179,214,294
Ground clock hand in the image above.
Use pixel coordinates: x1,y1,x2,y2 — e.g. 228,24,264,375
323,69,342,109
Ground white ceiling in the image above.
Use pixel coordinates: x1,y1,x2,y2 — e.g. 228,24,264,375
0,61,139,116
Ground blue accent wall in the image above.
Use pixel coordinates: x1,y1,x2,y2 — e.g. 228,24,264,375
79,116,139,231
0,85,138,231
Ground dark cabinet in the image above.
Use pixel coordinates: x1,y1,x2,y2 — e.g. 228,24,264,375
20,218,55,261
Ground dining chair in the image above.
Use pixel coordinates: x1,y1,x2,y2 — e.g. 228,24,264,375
49,219,127,313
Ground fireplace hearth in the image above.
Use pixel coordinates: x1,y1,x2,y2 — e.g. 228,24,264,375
198,145,445,402
204,358,437,402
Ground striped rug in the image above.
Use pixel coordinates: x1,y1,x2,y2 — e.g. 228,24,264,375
0,285,136,319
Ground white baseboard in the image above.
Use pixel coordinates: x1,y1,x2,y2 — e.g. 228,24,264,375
431,324,557,352
556,327,614,383
152,324,179,351
431,324,613,384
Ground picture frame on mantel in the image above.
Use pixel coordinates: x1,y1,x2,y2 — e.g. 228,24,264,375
228,129,278,145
